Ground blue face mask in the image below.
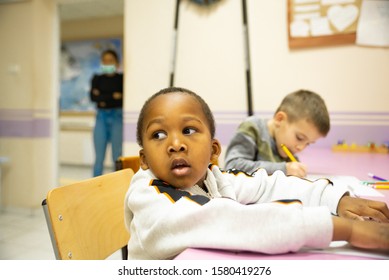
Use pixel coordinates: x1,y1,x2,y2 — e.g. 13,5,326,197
100,64,116,74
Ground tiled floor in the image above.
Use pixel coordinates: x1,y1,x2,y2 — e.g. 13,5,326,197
0,164,122,260
0,207,55,260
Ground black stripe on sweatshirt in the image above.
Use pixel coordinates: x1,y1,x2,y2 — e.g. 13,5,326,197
150,180,210,205
273,199,302,205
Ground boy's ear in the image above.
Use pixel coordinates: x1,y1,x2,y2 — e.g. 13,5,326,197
211,139,222,164
274,111,287,126
139,149,149,170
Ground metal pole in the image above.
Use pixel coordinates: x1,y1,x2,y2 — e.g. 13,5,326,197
242,0,253,116
170,0,181,87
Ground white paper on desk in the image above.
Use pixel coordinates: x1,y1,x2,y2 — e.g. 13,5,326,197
307,174,384,197
304,241,389,259
356,0,389,47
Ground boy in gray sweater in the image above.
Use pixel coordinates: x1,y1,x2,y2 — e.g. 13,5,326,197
225,89,329,177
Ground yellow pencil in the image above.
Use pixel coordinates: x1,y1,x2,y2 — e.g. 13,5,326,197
281,144,297,162
373,185,389,189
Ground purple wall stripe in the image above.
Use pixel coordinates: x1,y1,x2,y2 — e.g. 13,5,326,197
315,125,389,148
215,123,389,147
124,114,389,148
0,119,51,138
124,123,137,142
0,109,52,138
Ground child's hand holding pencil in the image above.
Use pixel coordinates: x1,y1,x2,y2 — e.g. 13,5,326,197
281,144,307,178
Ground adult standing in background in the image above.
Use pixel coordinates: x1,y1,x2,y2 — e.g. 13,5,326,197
90,49,123,177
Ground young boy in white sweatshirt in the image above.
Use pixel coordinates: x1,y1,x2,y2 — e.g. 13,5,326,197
124,87,389,260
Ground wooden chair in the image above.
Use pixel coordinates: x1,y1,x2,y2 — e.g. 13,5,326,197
114,156,142,259
42,169,133,260
115,155,141,173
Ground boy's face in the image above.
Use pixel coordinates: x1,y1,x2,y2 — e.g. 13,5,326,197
273,112,323,158
139,93,221,188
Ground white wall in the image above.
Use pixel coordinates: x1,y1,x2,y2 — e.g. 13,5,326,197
248,0,389,112
0,0,58,209
175,0,247,112
123,0,177,156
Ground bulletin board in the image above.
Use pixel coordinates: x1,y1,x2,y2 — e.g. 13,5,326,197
288,0,362,49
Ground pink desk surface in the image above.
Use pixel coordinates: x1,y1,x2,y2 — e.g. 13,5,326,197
299,148,389,205
175,148,389,260
174,248,383,260
298,147,389,181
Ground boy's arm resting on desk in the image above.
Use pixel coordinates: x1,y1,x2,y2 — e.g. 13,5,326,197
332,216,389,250
224,132,286,174
124,168,347,260
223,168,347,215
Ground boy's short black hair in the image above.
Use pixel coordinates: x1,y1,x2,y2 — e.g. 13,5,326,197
275,89,330,136
136,87,216,147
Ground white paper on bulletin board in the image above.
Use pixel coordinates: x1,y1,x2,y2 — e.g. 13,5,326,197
356,0,389,47
288,0,362,48
290,0,362,37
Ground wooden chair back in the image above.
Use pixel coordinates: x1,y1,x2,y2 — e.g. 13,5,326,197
115,156,141,172
42,169,133,260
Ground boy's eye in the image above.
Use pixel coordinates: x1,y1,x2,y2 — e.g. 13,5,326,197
183,127,196,135
296,135,303,141
152,131,167,140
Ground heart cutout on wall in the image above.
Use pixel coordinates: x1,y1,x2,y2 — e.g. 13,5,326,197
327,4,359,32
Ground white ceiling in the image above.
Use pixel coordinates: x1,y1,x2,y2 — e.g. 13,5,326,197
57,0,124,21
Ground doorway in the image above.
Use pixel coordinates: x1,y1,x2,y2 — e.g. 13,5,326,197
57,0,124,184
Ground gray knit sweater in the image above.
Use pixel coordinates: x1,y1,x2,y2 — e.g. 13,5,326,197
224,116,296,174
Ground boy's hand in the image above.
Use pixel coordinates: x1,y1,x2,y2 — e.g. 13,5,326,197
337,195,389,223
286,162,307,178
332,217,389,250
